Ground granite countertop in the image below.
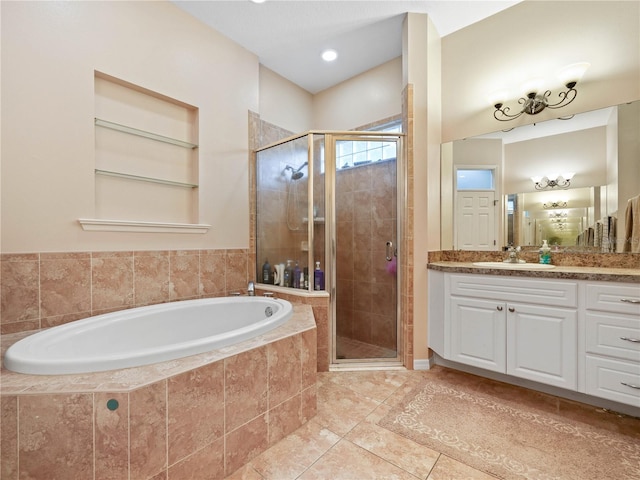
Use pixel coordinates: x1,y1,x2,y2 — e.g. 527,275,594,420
427,261,640,283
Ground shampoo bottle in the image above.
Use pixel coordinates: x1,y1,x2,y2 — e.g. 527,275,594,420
261,259,271,284
284,260,293,287
293,261,301,289
314,261,324,291
539,240,551,264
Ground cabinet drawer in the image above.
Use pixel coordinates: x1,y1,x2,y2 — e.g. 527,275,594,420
585,356,640,407
585,312,640,362
449,274,577,307
585,283,640,315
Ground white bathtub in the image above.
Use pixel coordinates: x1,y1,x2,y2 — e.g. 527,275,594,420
4,296,293,375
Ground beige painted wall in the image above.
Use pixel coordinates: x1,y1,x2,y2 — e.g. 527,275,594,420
442,1,640,142
259,66,314,133
312,57,402,130
1,1,258,253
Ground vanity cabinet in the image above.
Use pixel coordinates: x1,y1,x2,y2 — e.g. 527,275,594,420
429,269,640,409
583,282,640,406
446,274,578,389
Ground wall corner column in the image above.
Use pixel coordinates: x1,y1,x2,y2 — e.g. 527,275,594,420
402,13,442,368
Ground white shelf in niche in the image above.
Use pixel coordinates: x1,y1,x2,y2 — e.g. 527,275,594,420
78,218,211,234
95,169,198,188
94,118,198,149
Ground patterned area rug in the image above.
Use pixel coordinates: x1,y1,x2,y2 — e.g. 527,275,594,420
378,377,640,480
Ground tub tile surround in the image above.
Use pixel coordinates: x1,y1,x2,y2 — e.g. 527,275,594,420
256,287,330,372
0,248,252,335
0,306,317,480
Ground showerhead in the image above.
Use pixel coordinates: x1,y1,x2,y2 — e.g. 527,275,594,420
283,162,307,180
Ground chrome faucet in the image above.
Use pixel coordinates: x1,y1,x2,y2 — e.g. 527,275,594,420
504,245,524,263
247,281,255,296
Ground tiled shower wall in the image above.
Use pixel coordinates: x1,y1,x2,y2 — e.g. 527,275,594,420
335,160,398,350
0,249,251,335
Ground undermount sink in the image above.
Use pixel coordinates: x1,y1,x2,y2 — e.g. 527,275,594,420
472,261,556,270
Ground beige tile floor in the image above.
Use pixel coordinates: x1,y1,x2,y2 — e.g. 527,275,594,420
226,367,638,480
335,336,397,360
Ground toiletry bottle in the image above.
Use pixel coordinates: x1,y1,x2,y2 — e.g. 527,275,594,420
293,261,301,289
539,240,551,264
303,267,309,289
314,261,324,291
262,259,271,284
284,260,293,287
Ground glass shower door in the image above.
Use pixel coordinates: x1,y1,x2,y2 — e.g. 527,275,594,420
333,134,399,362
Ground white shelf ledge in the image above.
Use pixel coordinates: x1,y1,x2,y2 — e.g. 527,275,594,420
95,169,198,188
78,219,211,234
95,118,198,149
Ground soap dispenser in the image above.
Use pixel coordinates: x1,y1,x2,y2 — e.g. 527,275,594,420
539,240,552,264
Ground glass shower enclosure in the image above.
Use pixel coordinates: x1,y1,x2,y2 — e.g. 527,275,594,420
255,131,402,366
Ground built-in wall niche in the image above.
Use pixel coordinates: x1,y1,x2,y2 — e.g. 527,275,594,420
80,71,209,233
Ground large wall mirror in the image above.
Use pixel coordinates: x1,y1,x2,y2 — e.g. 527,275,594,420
441,100,640,253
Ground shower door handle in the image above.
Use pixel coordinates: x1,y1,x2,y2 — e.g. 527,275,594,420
386,241,394,261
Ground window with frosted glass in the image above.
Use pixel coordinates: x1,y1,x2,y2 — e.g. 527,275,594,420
456,169,494,190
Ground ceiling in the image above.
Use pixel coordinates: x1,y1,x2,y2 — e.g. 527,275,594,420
172,0,521,94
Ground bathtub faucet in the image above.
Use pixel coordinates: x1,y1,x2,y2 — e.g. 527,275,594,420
247,281,255,296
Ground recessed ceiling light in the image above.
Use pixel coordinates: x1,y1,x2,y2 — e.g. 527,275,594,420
321,49,338,62
250,0,266,3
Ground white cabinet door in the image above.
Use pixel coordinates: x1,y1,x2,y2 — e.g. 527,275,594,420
450,296,506,372
507,303,577,389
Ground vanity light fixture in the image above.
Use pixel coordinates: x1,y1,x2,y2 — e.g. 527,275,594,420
549,211,568,218
543,201,568,209
531,173,574,190
321,49,338,62
490,62,590,122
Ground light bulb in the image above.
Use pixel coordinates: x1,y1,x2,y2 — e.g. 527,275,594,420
558,62,590,88
487,89,508,108
521,78,544,96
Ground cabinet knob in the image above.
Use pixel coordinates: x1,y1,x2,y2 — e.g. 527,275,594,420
508,307,515,313
496,306,503,311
